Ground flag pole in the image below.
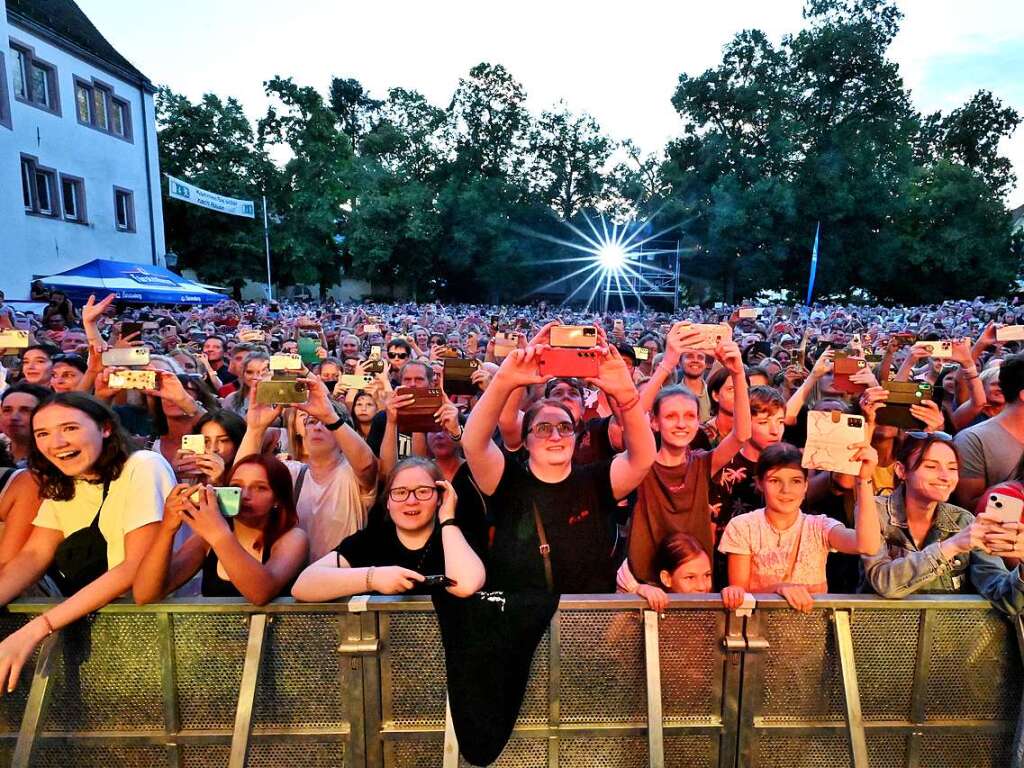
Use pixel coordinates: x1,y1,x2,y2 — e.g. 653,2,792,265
262,194,273,301
805,221,820,307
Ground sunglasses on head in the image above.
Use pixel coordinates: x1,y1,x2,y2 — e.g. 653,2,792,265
904,431,953,441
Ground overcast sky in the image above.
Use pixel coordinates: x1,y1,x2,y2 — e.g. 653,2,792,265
77,0,1024,207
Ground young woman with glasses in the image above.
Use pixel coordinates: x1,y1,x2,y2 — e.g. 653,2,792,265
861,431,1024,613
461,323,656,593
292,457,484,600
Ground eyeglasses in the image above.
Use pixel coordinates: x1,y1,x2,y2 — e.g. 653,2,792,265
388,351,409,359
389,485,437,502
529,421,575,439
904,431,953,441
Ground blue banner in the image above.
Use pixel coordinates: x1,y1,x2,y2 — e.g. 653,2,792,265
805,222,820,306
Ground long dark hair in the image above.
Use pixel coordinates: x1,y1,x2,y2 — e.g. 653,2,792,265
230,454,298,552
30,392,135,500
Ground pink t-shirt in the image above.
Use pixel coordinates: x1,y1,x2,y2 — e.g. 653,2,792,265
718,509,841,592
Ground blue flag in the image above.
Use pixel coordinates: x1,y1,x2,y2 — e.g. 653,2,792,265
805,222,820,306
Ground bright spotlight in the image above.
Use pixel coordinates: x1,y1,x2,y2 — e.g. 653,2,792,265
598,243,626,270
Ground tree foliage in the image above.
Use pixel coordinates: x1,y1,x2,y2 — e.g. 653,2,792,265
156,0,1021,304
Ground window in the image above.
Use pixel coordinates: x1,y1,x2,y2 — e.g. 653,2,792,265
61,175,86,223
114,187,135,232
74,77,131,140
20,155,58,217
0,53,10,130
75,81,90,123
11,46,26,99
9,42,59,115
92,86,107,129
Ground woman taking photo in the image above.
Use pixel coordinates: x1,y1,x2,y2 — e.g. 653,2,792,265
861,432,1024,614
292,457,484,600
461,324,655,594
0,392,174,691
133,454,308,604
221,352,271,418
174,410,247,486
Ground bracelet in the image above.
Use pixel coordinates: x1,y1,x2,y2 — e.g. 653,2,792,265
39,614,54,636
618,395,641,413
439,518,459,530
365,566,375,592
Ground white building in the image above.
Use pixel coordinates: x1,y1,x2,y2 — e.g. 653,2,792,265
0,0,164,299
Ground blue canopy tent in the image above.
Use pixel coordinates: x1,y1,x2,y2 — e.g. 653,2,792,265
38,259,226,306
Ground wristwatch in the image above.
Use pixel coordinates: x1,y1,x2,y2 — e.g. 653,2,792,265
324,416,345,431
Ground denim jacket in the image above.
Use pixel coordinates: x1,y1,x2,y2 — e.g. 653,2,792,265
860,488,1024,615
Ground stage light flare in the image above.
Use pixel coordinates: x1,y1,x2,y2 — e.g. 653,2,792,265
597,243,627,270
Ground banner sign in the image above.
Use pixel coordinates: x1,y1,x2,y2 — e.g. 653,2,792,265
166,175,255,218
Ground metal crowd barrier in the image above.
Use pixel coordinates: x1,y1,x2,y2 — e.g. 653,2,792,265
0,594,1020,768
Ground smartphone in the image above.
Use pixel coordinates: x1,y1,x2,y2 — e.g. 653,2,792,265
493,332,521,360
0,330,29,349
984,492,1024,524
270,353,303,372
912,340,954,359
142,321,160,331
340,374,374,390
803,411,866,476
256,379,309,404
489,315,499,333
238,329,265,343
613,319,624,334
102,347,151,367
549,325,598,348
189,486,242,518
420,575,456,589
108,369,158,390
363,324,380,335
996,326,1024,342
738,307,760,319
679,323,730,351
120,321,142,339
297,337,322,366
538,347,601,378
181,434,206,454
633,346,651,362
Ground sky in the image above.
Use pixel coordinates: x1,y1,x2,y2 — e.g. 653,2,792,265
76,0,1024,208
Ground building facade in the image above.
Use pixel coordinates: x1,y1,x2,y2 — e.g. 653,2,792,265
0,0,164,299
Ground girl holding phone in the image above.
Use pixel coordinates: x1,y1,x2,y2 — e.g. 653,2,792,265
292,457,484,600
133,454,307,604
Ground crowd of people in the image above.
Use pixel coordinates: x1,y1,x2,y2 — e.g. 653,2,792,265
1,289,1023,692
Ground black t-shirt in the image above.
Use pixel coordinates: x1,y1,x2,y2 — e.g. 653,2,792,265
336,520,448,596
486,456,618,593
214,362,237,386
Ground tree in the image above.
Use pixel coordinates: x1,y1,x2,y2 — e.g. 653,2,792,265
156,87,274,295
259,77,354,296
328,77,382,150
527,103,611,219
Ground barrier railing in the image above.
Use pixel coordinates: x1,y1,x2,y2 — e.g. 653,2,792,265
0,594,1020,768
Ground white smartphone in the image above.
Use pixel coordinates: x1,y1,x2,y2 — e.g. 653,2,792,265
270,353,303,372
911,341,954,359
0,330,29,349
996,326,1024,342
102,347,151,367
984,492,1024,525
738,307,759,319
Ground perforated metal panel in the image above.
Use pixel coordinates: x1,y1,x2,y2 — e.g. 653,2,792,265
247,741,346,767
918,731,1016,768
558,736,648,768
850,610,918,720
0,613,33,733
253,613,350,731
41,613,163,731
382,612,447,727
759,611,845,722
659,612,721,723
867,733,908,768
663,733,716,768
389,739,444,767
924,609,1022,721
559,610,645,724
516,627,549,726
458,736,548,767
174,613,249,730
754,732,852,767
31,743,168,768
180,744,231,767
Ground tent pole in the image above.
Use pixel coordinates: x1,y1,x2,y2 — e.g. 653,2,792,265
262,195,273,302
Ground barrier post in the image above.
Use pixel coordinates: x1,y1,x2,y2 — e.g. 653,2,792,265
1012,615,1024,768
228,613,268,768
156,611,182,768
11,632,58,768
833,609,869,768
643,610,665,768
547,614,561,768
